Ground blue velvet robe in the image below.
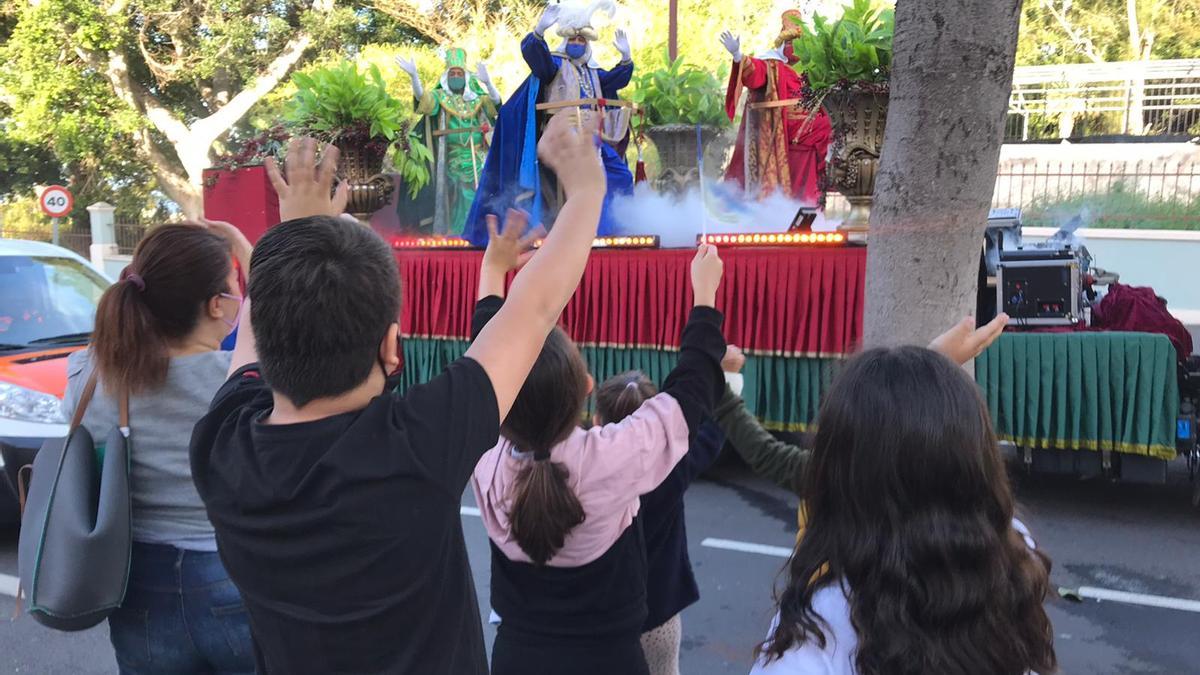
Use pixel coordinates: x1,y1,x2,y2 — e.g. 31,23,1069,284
463,33,634,246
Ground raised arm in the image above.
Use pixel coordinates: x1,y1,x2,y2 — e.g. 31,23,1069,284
599,29,634,94
465,112,605,420
521,32,560,83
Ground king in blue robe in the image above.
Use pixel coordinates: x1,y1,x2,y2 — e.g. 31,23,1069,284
463,4,634,246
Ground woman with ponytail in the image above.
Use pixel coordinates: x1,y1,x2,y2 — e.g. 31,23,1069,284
62,220,255,674
469,215,728,675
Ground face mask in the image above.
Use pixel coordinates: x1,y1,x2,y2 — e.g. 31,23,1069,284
447,76,466,93
566,43,587,60
218,293,244,335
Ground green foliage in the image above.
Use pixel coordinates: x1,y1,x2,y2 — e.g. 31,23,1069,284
1017,0,1200,65
789,0,893,92
630,58,729,128
288,62,408,141
392,130,435,199
0,133,61,196
1024,182,1200,230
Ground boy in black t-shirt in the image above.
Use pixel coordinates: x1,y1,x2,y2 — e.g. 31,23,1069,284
190,114,607,674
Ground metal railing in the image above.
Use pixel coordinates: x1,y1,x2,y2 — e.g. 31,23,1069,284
992,160,1200,229
823,160,1200,230
1,223,147,257
1006,59,1200,141
0,229,93,258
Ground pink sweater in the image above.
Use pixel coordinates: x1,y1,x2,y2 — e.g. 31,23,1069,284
472,393,691,567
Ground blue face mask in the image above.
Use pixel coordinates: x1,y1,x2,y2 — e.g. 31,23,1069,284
565,43,587,60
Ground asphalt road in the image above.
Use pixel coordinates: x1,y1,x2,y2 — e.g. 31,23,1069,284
2,456,1199,674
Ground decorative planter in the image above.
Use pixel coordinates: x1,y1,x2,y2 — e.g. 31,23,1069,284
645,124,721,196
334,137,395,218
822,89,888,233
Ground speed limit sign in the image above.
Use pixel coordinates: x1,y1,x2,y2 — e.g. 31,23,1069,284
39,185,74,218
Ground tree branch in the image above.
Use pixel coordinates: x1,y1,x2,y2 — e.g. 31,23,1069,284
190,33,312,145
372,0,458,43
1041,0,1105,63
76,46,193,147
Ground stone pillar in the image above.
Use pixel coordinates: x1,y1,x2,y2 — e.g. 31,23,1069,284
86,202,118,272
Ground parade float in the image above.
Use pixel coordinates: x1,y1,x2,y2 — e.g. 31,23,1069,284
201,1,1193,491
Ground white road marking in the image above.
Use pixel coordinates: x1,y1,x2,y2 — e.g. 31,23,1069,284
700,537,792,558
0,572,18,598
1078,586,1200,614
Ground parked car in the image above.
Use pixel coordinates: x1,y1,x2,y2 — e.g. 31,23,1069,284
0,240,110,525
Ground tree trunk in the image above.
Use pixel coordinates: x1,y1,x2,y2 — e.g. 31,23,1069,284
862,0,1023,348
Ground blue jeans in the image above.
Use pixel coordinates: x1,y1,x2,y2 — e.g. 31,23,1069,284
108,542,255,675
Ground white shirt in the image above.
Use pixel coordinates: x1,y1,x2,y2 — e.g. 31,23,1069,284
750,519,1038,674
749,583,857,675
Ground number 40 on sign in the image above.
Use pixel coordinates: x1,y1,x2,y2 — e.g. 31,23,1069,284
39,185,74,248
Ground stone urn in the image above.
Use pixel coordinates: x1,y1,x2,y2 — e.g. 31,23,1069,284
645,124,721,197
333,134,396,218
821,89,888,234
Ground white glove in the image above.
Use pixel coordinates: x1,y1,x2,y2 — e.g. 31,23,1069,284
476,62,502,104
613,29,632,63
395,56,424,99
394,56,418,77
720,31,743,63
535,4,561,37
474,62,492,84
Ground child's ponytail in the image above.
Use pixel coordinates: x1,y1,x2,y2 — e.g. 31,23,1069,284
594,371,657,425
502,328,592,566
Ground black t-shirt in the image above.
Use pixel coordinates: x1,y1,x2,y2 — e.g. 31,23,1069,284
189,358,499,674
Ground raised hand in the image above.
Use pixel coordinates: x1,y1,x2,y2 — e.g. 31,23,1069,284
690,244,724,308
196,217,252,271
929,314,1010,365
537,111,605,201
265,137,349,223
721,345,746,374
483,209,539,275
720,31,742,61
613,29,631,62
394,56,418,77
474,62,492,84
535,3,562,36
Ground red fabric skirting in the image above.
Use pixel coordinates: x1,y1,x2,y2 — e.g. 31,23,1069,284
395,247,866,356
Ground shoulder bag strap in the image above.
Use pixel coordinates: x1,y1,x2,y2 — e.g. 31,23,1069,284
117,384,130,432
69,369,100,433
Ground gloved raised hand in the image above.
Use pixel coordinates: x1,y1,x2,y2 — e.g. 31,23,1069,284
475,62,491,84
613,29,632,63
395,56,424,99
535,4,562,37
720,31,742,62
394,56,418,77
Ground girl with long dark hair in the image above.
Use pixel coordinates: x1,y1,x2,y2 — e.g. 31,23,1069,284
469,222,728,675
751,345,1056,675
63,221,255,674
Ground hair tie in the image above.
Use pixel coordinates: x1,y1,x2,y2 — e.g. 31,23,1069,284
121,269,146,292
533,449,552,462
625,381,639,390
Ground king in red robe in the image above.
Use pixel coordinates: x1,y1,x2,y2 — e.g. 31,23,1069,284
721,12,833,205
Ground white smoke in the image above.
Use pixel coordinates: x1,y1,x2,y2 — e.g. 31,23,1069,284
609,182,838,248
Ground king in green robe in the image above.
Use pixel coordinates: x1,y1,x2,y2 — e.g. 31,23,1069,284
397,48,501,236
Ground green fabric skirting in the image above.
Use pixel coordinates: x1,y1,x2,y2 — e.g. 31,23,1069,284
398,337,838,432
975,332,1179,461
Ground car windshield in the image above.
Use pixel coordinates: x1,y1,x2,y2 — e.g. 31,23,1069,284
0,255,109,347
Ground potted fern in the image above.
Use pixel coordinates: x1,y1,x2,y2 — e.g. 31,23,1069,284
790,0,892,231
286,62,432,215
630,58,729,194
